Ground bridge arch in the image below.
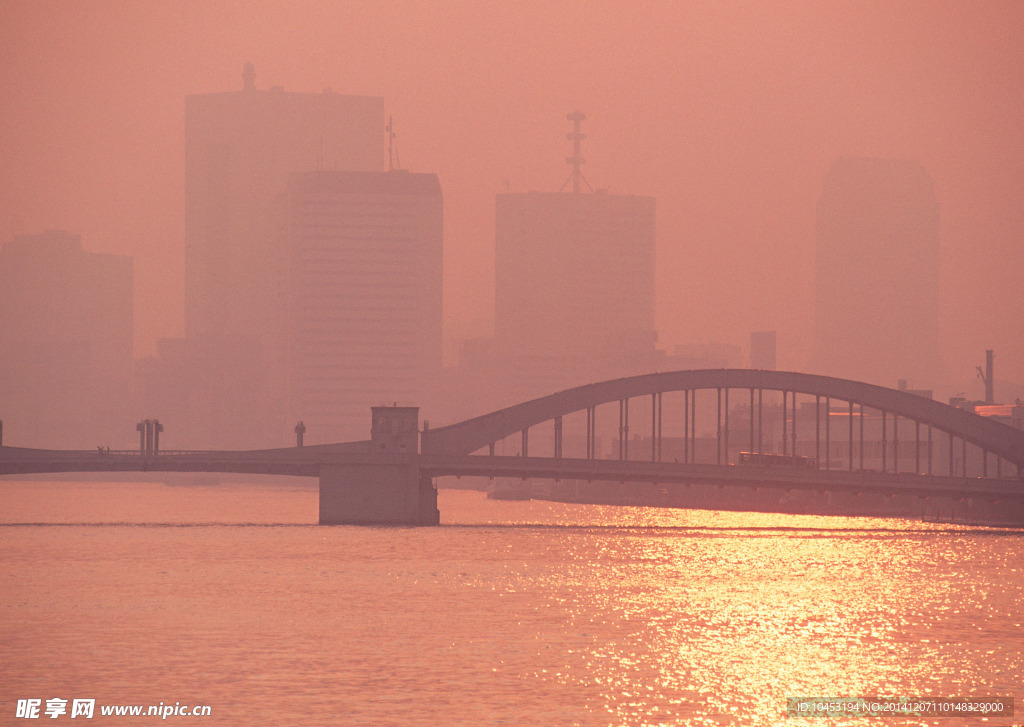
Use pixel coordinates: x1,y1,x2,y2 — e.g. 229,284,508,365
421,369,1024,475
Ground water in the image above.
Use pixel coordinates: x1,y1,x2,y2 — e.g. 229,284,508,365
2,480,1022,726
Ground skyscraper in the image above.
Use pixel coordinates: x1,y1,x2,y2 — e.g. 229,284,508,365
0,230,133,447
484,112,656,407
278,170,443,443
814,157,941,389
185,64,385,447
750,331,777,370
494,190,656,367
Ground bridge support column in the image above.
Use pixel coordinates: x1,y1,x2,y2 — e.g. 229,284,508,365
618,398,629,461
782,391,787,457
881,410,887,473
792,394,797,458
586,406,595,460
749,389,754,461
860,404,865,471
319,461,438,525
684,390,690,464
716,388,722,465
848,401,853,471
949,432,954,477
824,397,830,470
893,414,899,473
758,389,763,455
723,388,729,465
815,395,820,468
916,421,921,474
318,406,439,526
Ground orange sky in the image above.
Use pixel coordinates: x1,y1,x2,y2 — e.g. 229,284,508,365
1,1,1022,399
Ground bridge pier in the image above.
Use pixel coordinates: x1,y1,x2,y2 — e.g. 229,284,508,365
318,406,439,526
319,461,438,526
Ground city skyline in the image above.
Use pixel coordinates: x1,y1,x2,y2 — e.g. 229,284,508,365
1,3,1022,403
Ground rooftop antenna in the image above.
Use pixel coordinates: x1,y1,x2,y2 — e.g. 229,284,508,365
560,110,593,193
976,349,994,405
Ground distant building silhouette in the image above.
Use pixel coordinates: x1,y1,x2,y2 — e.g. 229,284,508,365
750,331,776,370
495,190,656,364
185,64,385,447
278,171,443,443
442,113,656,419
487,189,656,406
0,230,132,447
813,157,941,389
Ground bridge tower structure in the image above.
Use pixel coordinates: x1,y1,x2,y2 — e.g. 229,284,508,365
318,406,439,525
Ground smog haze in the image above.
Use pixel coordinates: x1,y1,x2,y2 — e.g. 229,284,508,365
2,1,1022,404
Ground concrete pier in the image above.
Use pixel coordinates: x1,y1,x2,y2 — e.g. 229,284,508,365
318,406,439,525
318,460,438,525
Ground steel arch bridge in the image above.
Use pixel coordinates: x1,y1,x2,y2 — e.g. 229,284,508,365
422,369,1024,478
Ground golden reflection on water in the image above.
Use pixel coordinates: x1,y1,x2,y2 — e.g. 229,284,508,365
1,482,1021,726
440,491,1023,725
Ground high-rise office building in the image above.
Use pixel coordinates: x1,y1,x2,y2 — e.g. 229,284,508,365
0,230,133,447
185,64,385,447
279,170,443,443
814,157,941,389
491,188,656,407
750,331,777,370
495,190,656,368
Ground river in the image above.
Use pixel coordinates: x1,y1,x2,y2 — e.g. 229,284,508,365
2,480,1021,725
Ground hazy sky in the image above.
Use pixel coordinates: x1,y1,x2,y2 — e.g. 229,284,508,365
1,1,1022,399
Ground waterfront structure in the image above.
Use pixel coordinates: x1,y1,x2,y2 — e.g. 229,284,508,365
185,64,384,447
279,170,443,443
814,157,941,389
0,230,132,447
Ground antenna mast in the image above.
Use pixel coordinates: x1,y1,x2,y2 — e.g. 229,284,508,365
561,110,592,193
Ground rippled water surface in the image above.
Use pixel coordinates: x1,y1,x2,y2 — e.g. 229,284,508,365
2,481,1022,725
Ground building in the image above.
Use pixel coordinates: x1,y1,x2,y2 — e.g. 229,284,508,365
0,230,132,448
279,170,443,443
185,63,385,448
495,190,656,367
813,157,941,389
750,331,776,370
438,113,656,427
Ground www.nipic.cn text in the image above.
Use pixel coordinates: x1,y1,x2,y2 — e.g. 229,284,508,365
15,699,212,720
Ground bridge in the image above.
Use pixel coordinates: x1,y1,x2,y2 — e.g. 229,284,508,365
2,370,1023,525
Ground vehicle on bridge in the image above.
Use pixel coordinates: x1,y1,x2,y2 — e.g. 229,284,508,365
737,451,817,468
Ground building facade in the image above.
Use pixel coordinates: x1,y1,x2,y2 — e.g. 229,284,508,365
0,230,133,448
491,190,656,405
279,170,443,443
185,64,385,448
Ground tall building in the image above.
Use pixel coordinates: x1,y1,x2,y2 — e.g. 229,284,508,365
0,230,132,447
814,157,941,389
495,190,656,364
750,331,777,370
185,64,385,448
485,113,656,407
279,170,443,443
